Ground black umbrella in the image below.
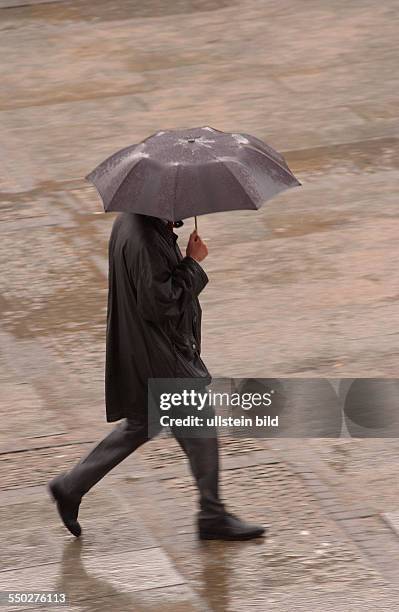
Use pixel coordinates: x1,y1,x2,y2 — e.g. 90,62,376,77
86,126,301,226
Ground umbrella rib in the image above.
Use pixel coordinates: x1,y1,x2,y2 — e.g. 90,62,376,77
108,157,147,210
86,175,106,209
246,144,297,179
206,148,258,210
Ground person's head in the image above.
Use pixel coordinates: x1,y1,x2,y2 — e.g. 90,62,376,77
163,219,184,228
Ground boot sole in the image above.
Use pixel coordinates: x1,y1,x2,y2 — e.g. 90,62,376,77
199,529,266,541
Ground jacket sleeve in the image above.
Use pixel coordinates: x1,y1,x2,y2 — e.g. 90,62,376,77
133,244,208,324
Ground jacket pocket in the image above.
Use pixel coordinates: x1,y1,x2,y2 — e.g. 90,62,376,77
172,340,211,382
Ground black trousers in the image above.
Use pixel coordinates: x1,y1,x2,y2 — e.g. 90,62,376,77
60,399,226,520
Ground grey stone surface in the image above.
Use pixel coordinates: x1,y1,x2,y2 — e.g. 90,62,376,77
2,0,399,609
16,585,205,612
0,546,186,596
1,518,158,572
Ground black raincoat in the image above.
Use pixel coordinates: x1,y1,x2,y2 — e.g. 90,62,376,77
105,213,211,422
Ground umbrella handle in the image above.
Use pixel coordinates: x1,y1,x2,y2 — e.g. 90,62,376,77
194,215,198,233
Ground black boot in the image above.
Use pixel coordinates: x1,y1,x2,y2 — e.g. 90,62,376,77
48,474,82,537
199,512,266,541
47,417,152,537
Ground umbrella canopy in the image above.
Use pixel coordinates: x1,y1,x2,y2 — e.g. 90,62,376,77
86,126,301,222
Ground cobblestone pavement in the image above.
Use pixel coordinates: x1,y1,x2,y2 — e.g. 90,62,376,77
1,0,399,610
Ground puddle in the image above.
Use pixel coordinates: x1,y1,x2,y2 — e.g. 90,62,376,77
268,214,351,238
286,137,399,176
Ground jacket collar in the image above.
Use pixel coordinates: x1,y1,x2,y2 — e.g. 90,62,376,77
151,216,178,244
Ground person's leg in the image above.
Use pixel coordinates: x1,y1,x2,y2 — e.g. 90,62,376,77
59,414,153,498
171,424,226,520
48,412,160,536
169,392,266,540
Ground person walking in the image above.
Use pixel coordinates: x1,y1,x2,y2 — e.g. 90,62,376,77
48,212,265,541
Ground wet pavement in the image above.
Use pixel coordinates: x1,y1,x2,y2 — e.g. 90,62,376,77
1,0,399,609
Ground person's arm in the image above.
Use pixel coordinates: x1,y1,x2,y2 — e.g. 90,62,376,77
134,245,208,325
